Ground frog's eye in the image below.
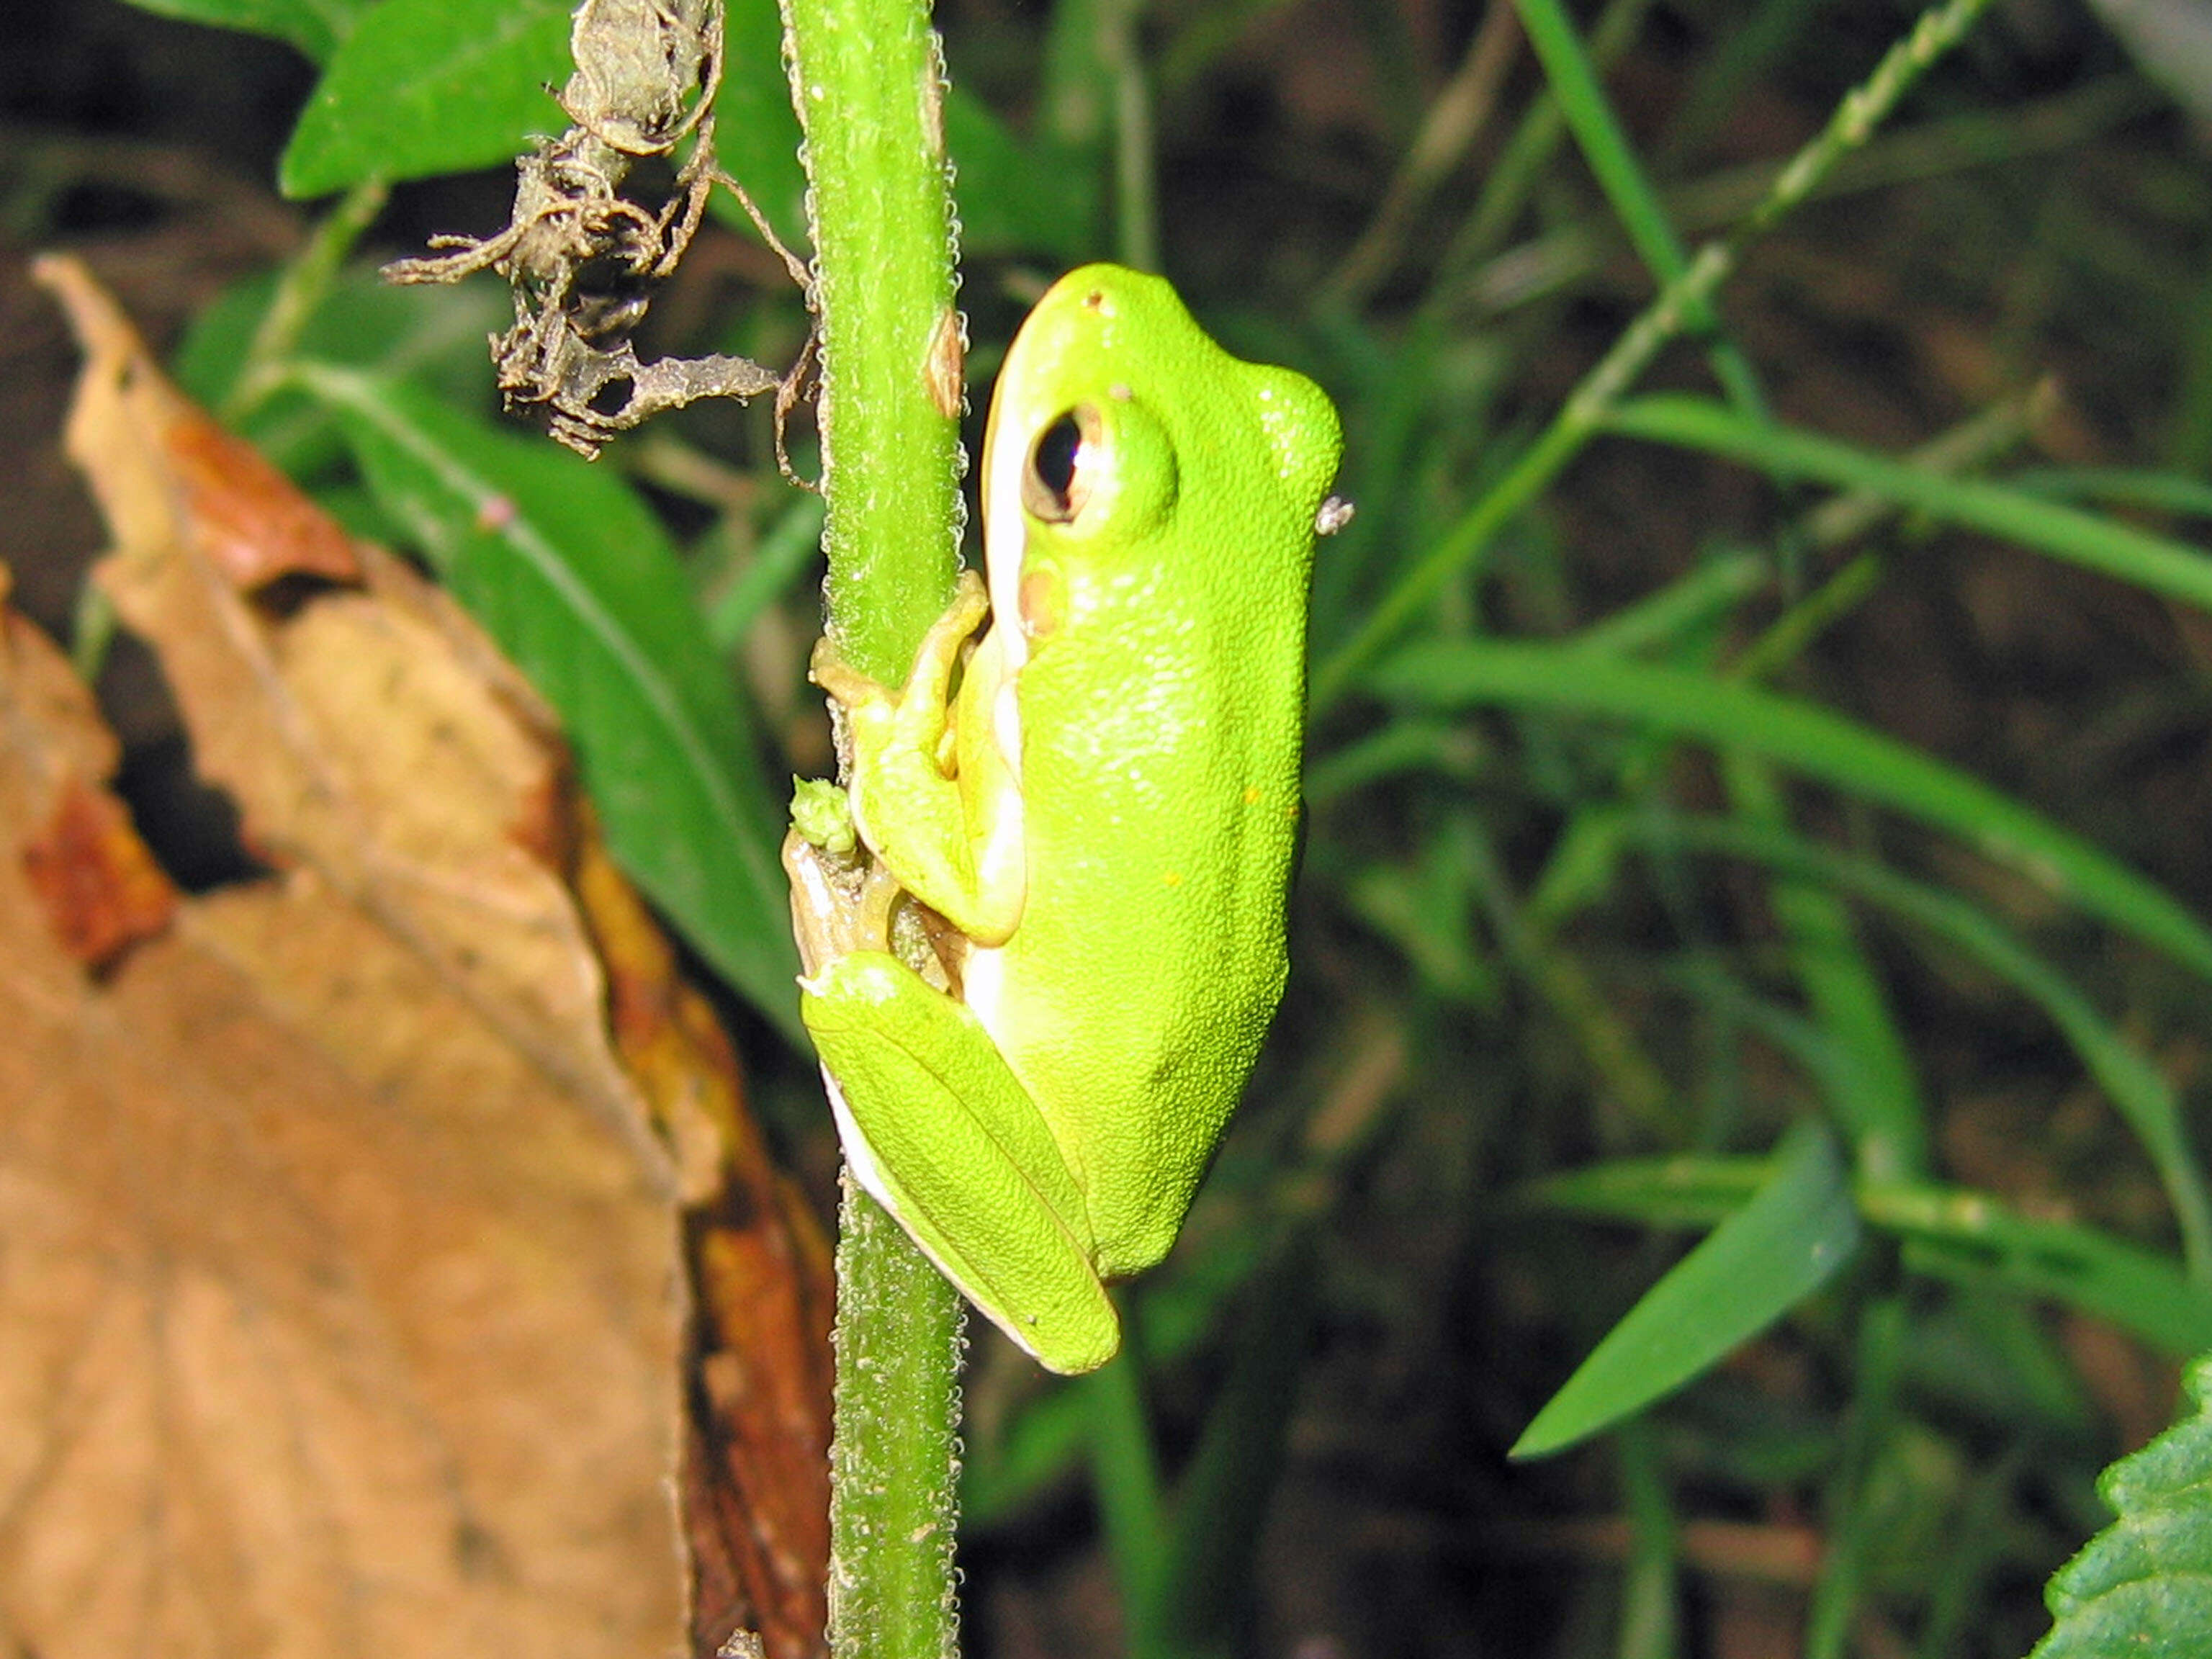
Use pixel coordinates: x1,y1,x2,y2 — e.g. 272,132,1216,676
1022,407,1097,524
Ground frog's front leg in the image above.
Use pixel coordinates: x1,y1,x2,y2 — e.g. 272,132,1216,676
811,570,1026,945
800,950,1122,1374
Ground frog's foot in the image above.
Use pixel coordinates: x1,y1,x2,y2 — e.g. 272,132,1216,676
783,823,906,974
809,569,989,716
806,636,889,711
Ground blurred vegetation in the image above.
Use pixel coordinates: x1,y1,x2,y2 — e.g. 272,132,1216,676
12,0,2212,1652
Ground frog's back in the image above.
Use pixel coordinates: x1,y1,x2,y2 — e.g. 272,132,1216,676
975,270,1341,1274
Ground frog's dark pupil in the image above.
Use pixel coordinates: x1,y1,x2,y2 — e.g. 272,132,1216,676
1030,413,1084,516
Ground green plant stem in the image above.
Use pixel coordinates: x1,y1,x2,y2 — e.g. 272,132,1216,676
1098,0,1159,271
778,0,968,1648
826,1174,966,1659
228,175,390,417
1510,0,1768,421
1312,0,1997,711
785,0,966,683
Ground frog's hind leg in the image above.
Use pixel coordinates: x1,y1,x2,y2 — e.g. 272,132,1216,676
801,949,1121,1374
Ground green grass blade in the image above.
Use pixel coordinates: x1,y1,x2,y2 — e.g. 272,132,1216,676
702,493,825,651
1513,1122,1861,1459
1148,1232,1323,1659
1511,0,1765,418
1724,756,1930,1183
1521,1154,1777,1229
1870,1187,2212,1357
1605,394,2212,613
1529,1159,2212,1356
1370,642,2212,985
297,364,802,1043
1642,814,2212,1278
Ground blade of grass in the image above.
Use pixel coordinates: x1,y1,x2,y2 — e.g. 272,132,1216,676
1604,394,2212,616
1637,812,2212,1280
1807,1293,1907,1659
1146,1232,1322,1659
1526,1160,2212,1356
1086,1344,1171,1655
1510,0,1767,419
1369,641,2212,990
1616,1421,1683,1659
1432,0,1655,279
1725,755,1930,1183
1561,547,1768,660
1513,1121,1861,1459
1872,1187,2212,1357
703,491,826,651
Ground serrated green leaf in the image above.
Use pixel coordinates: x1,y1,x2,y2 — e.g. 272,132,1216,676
2033,1354,2212,1656
113,0,372,63
280,0,570,197
1513,1123,1861,1459
294,364,803,1043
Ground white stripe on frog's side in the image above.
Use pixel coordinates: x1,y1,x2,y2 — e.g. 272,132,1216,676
962,364,1037,1046
980,385,1033,785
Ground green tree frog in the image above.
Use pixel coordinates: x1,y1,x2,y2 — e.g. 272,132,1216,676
786,264,1344,1374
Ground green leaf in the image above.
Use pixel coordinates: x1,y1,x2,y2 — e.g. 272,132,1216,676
112,0,372,63
280,0,570,197
2032,1353,2212,1656
1513,1123,1861,1460
294,364,803,1043
943,89,1095,259
174,264,503,479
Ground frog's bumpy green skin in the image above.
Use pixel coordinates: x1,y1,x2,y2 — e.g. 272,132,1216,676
799,264,1343,1373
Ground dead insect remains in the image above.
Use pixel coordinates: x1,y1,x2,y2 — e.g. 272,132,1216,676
384,0,811,459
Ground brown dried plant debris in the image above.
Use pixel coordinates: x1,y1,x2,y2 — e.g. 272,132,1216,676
384,0,813,460
8,254,832,1659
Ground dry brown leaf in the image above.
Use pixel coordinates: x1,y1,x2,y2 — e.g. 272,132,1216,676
38,254,665,1179
574,840,832,1659
2,256,829,1659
